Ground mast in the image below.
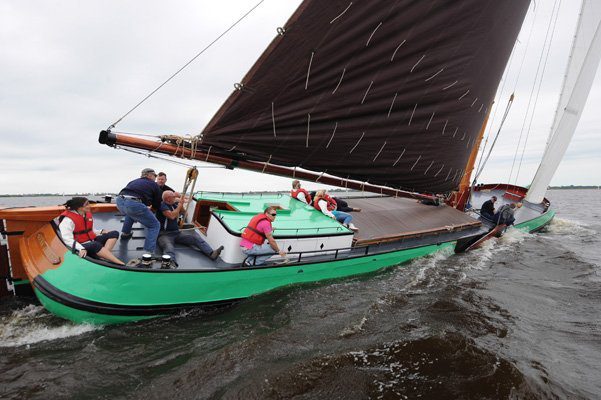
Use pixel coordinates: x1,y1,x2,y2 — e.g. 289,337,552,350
526,2,601,204
99,131,434,201
450,105,493,210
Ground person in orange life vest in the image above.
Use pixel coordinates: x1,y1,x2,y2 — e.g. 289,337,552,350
314,190,359,232
58,197,125,265
240,206,287,266
308,191,361,213
290,180,312,205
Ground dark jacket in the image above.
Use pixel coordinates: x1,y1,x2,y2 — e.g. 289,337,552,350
119,178,162,209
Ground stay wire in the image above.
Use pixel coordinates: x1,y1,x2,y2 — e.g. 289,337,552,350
509,0,560,185
515,0,561,183
512,5,538,93
116,146,226,169
107,0,265,130
472,1,535,186
473,46,517,182
473,94,515,184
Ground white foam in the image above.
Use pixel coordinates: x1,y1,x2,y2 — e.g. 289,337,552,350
0,304,99,348
546,217,596,237
404,246,454,290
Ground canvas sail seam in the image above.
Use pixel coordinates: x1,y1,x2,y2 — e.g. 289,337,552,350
305,51,315,90
329,2,353,24
361,81,374,104
366,22,383,47
325,123,337,148
425,68,444,82
390,40,406,62
387,93,398,117
393,149,406,167
271,102,277,138
372,142,387,162
331,67,347,94
426,112,435,130
349,132,365,154
408,104,417,126
410,55,426,72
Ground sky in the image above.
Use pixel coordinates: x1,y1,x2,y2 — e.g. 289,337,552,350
1,0,599,195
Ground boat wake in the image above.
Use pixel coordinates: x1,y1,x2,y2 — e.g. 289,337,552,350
0,304,98,348
546,216,596,237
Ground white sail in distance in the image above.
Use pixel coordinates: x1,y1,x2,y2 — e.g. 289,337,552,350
526,0,601,203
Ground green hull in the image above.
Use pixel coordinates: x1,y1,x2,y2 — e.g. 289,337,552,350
35,241,456,325
515,209,556,233
32,209,555,325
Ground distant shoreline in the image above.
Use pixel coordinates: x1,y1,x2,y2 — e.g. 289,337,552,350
548,186,600,190
1,186,599,197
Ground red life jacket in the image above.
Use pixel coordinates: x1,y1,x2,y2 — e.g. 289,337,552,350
241,214,272,245
291,188,312,204
60,210,97,243
313,195,337,212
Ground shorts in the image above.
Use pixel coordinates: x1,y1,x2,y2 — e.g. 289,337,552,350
81,231,119,254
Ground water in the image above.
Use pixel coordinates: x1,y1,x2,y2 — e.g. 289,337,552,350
0,190,599,399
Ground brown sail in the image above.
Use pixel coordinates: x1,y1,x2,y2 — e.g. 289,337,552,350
200,0,530,194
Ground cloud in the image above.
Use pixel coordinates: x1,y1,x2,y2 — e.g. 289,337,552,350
0,0,599,196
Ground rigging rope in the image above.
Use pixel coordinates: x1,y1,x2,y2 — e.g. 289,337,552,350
116,146,225,169
472,94,515,184
107,0,265,130
509,0,560,185
515,0,561,184
472,2,535,185
473,48,516,182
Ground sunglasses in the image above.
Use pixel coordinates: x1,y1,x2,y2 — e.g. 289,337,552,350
269,213,277,216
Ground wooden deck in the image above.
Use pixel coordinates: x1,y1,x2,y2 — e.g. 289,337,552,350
341,196,481,245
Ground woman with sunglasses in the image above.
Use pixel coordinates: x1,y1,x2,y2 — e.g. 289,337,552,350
240,206,287,266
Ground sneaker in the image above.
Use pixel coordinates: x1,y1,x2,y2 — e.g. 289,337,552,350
120,232,133,240
346,223,359,232
353,208,362,212
210,245,224,261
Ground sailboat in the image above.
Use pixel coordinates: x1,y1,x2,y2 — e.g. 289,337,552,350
0,0,596,324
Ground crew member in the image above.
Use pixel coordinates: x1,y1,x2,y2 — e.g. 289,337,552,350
240,206,286,266
156,172,176,193
156,190,223,264
308,191,361,212
291,180,312,204
314,190,358,231
480,196,497,221
59,197,125,265
494,202,522,226
116,168,162,253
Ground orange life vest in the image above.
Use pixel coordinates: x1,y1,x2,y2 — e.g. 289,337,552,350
291,188,312,204
313,195,337,212
241,214,272,245
59,210,97,243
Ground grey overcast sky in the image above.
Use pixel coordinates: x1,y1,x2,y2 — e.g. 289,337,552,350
1,0,599,195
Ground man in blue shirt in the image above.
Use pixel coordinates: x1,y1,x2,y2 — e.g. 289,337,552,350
156,190,223,264
116,168,162,253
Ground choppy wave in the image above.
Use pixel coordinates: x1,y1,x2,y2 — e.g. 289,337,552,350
547,217,596,237
0,304,98,347
242,333,541,399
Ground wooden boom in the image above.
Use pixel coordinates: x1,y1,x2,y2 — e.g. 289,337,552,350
99,131,435,202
